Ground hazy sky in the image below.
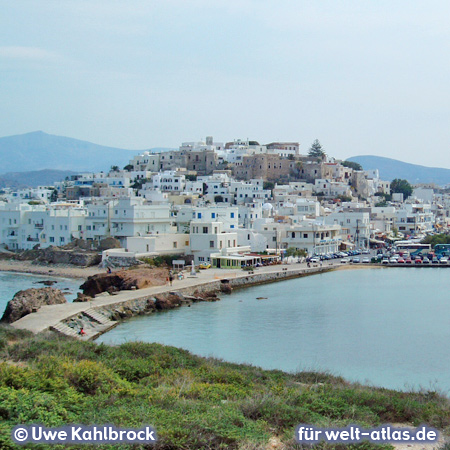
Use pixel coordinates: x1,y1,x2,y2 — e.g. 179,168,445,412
1,1,450,167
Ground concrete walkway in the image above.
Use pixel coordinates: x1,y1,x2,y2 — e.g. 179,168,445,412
11,261,339,335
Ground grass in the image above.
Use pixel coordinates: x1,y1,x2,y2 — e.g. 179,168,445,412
0,324,449,449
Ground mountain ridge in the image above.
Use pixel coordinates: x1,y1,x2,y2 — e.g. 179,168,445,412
347,155,450,185
0,131,175,173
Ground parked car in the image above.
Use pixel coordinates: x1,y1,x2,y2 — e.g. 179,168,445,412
340,258,350,264
415,258,422,264
422,257,430,264
352,257,360,263
381,258,389,265
440,257,448,264
397,258,405,264
199,263,211,269
362,257,370,263
405,258,412,264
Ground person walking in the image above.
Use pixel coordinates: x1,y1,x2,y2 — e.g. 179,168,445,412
168,270,174,286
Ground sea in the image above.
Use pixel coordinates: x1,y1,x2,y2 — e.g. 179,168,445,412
97,267,450,394
0,271,83,316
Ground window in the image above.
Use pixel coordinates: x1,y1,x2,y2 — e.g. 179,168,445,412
49,237,55,243
303,233,308,239
210,241,214,248
203,226,208,234
211,213,216,218
230,225,234,229
173,242,177,249
230,212,235,218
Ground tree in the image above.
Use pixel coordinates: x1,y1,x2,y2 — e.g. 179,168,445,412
308,139,326,159
263,181,275,191
131,178,147,191
111,165,120,172
285,247,308,258
50,189,58,203
421,233,450,248
341,160,362,171
123,164,134,172
390,179,413,200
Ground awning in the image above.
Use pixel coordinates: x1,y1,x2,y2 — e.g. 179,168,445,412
370,238,386,245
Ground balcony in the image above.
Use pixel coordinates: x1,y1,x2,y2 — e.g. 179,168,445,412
35,223,44,229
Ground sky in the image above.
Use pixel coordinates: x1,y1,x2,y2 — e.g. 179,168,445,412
1,1,450,167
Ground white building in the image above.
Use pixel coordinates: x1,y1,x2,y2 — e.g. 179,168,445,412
174,205,239,233
85,197,174,245
325,211,370,248
151,171,186,192
280,220,342,256
395,203,434,236
189,220,239,264
0,202,86,250
126,234,190,256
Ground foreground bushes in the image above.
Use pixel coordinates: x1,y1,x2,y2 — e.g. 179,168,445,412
0,325,449,449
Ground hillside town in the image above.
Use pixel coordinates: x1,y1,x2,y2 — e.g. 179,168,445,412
0,138,446,267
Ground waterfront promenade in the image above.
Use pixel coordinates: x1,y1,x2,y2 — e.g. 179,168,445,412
11,261,338,337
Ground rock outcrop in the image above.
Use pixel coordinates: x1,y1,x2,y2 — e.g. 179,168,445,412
15,246,101,266
80,268,167,297
73,293,92,303
1,287,67,323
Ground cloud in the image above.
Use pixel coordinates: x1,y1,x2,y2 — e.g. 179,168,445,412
0,46,62,61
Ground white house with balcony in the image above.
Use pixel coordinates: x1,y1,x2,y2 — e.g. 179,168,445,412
395,203,434,236
280,220,342,255
151,171,186,192
85,197,174,245
0,202,86,250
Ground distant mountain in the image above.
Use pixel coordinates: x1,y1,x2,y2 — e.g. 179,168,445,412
0,169,77,189
347,155,450,186
0,131,175,173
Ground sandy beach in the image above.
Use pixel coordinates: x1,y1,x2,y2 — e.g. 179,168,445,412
0,260,103,279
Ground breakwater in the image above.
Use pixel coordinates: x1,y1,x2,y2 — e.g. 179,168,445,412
11,264,333,340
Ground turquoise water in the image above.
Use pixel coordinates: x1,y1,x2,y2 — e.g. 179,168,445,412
98,267,450,393
0,271,83,315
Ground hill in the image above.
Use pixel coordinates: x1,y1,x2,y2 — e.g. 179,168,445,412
347,155,450,185
0,131,174,173
0,169,77,189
